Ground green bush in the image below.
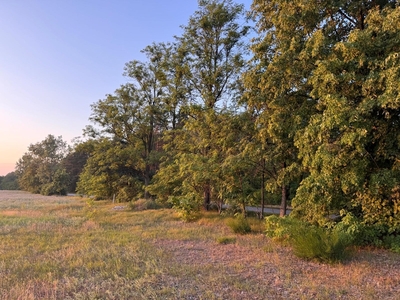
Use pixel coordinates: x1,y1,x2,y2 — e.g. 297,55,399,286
265,215,352,263
226,215,251,234
290,225,352,263
383,235,400,253
265,215,300,243
333,211,397,248
41,183,67,196
169,196,201,222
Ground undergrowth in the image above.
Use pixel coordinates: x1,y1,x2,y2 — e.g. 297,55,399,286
265,215,352,263
226,214,252,234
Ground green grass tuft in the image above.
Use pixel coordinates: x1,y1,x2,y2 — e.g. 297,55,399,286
226,215,252,234
216,236,236,244
290,225,352,263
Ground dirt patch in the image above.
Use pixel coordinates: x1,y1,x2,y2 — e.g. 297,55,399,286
153,238,400,299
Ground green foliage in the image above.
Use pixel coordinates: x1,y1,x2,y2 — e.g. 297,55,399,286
16,135,70,195
179,0,249,109
150,0,250,214
76,139,145,201
0,172,19,190
290,225,352,264
293,5,400,228
226,214,251,234
62,142,90,193
266,215,352,263
383,235,400,254
265,215,299,243
247,0,400,246
169,196,201,222
333,210,400,249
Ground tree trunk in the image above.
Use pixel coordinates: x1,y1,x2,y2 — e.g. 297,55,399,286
144,164,150,199
260,166,265,220
203,185,211,210
280,184,288,217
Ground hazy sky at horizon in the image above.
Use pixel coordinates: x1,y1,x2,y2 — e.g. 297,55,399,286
0,0,253,176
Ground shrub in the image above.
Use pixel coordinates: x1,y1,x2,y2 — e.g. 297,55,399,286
265,215,300,243
226,215,251,234
382,235,400,253
290,225,352,264
40,183,67,196
169,196,201,222
333,211,397,247
265,215,352,263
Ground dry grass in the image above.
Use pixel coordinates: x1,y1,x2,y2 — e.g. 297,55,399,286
0,190,399,299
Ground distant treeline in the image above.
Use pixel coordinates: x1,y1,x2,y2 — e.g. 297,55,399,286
0,172,19,190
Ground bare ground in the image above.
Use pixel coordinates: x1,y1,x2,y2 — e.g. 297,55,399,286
151,236,400,299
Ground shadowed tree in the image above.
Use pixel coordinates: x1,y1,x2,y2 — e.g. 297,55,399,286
0,172,19,190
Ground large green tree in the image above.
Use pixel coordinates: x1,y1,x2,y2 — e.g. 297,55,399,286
159,0,250,210
16,135,70,195
294,6,400,229
76,138,144,201
244,0,396,216
85,44,170,199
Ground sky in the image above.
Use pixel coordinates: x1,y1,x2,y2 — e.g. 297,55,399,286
0,0,254,176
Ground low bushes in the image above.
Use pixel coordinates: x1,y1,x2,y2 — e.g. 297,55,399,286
226,214,252,234
265,212,400,263
333,211,400,252
265,215,352,263
290,225,352,263
169,197,201,222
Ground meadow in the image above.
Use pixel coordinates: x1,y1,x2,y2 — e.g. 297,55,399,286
0,190,399,299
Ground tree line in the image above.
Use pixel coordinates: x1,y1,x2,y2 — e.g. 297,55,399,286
0,172,19,190
15,0,400,240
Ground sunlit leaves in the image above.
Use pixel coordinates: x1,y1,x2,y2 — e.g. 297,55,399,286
295,6,400,228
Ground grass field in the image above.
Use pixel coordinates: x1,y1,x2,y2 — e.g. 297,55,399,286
0,190,399,299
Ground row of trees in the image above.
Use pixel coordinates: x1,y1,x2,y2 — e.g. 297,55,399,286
0,172,19,190
15,135,88,195
16,1,400,237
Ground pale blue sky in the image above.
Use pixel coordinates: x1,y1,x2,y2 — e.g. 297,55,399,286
0,0,253,175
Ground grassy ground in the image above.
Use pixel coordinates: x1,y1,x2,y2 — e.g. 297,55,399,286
0,190,399,299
